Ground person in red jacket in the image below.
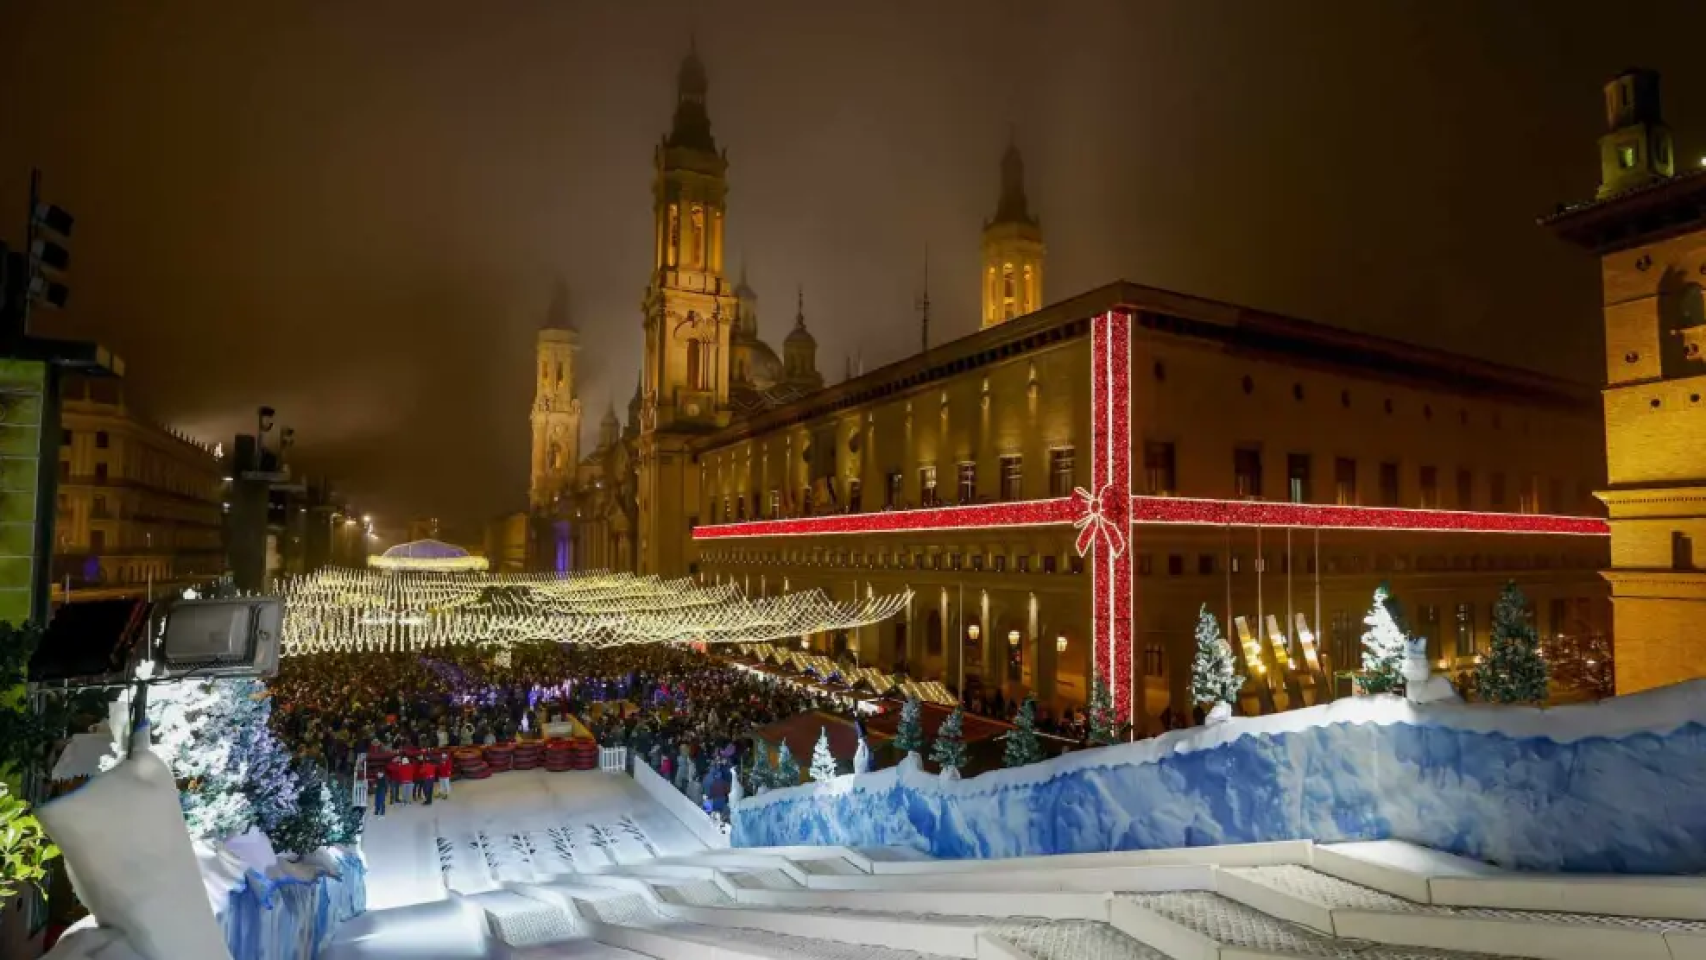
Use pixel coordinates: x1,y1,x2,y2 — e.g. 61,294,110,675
394,756,414,805
385,755,405,805
417,754,435,805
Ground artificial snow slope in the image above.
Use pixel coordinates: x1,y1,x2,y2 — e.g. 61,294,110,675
736,681,1706,873
335,834,1706,959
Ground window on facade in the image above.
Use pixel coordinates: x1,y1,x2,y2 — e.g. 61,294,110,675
1049,447,1074,497
1144,644,1167,678
1144,441,1176,495
1419,466,1439,508
1490,472,1507,508
1334,457,1357,505
1022,264,1035,310
95,462,108,481
1418,604,1442,661
61,428,70,447
1017,555,1030,573
1455,602,1477,658
993,554,1007,572
95,431,109,449
1001,263,1016,319
1618,144,1637,169
958,462,976,503
1042,554,1058,574
1519,476,1539,514
1138,553,1153,576
555,361,564,387
1287,453,1310,503
91,529,105,552
1330,610,1358,673
1234,448,1263,498
1379,462,1400,506
920,466,938,506
800,486,813,516
1675,531,1695,570
1197,554,1215,576
847,478,861,513
1548,598,1568,638
768,490,780,518
999,455,1022,500
886,471,902,508
1167,554,1184,576
93,495,107,518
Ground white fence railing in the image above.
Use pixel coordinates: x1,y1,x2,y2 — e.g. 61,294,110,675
599,746,629,773
351,755,368,809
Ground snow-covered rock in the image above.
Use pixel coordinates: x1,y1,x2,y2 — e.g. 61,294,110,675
733,679,1706,874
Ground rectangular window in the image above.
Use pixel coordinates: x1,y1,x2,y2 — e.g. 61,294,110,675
61,428,71,447
1549,598,1568,638
1049,447,1074,497
1017,555,1031,573
1418,604,1442,662
1144,441,1176,495
1490,472,1507,508
1234,448,1263,498
1197,554,1215,576
801,486,813,516
886,471,902,508
1618,144,1637,169
93,495,108,518
1042,554,1057,574
957,462,976,503
920,466,938,506
90,529,105,552
1287,453,1311,504
1138,553,1153,576
95,462,108,482
1458,468,1474,509
1519,476,1539,514
1379,462,1400,507
1455,602,1477,658
999,455,1023,501
1674,531,1695,570
1334,457,1357,505
847,478,861,513
768,490,780,518
95,431,109,449
1167,554,1184,576
1419,465,1439,508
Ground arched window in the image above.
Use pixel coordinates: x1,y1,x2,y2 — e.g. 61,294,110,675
1001,263,1017,319
555,361,564,387
686,340,704,392
690,205,705,268
1022,264,1035,310
666,203,679,267
1661,278,1706,375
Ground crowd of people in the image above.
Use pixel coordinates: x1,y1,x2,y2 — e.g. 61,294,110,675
267,642,829,819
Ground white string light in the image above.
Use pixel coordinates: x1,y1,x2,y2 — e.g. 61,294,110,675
278,567,912,656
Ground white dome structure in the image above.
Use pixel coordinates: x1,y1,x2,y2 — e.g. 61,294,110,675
367,538,488,572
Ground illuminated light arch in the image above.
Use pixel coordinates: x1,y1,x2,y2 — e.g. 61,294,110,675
692,310,1611,729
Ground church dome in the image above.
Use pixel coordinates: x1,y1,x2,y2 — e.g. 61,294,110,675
784,322,817,349
733,338,783,389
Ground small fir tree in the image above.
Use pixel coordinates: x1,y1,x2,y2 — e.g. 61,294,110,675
775,743,801,787
1087,675,1121,746
930,707,968,777
1358,583,1407,695
272,761,337,857
1190,604,1244,712
1477,581,1550,704
324,772,364,846
894,697,926,756
1003,697,1046,768
809,726,839,781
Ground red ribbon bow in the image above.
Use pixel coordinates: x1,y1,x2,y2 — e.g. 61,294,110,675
1072,484,1127,559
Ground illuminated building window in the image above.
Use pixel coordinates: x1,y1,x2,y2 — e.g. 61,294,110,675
1618,144,1637,169
919,465,938,506
1455,602,1477,658
1049,448,1075,497
1001,263,1016,319
767,490,779,518
690,205,705,267
1519,476,1540,514
1334,457,1357,505
1287,453,1311,503
1000,455,1023,501
1419,465,1439,508
958,462,977,503
1234,448,1263,499
1144,441,1176,495
1379,462,1400,506
1022,264,1034,309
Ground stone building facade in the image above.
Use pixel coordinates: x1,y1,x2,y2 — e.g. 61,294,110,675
1547,69,1706,695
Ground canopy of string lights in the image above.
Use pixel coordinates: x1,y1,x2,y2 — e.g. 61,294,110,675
278,567,912,656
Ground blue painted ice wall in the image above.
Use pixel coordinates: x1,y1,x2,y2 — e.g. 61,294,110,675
733,683,1706,874
220,853,366,960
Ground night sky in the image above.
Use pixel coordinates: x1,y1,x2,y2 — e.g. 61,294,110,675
2,1,1701,536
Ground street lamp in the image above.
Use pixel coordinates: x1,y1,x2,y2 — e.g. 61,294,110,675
967,624,980,642
1056,635,1068,654
1007,629,1020,648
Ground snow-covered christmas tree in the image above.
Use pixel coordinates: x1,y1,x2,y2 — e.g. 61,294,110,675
1087,675,1121,746
930,707,967,779
1190,604,1243,719
1003,697,1045,768
147,678,301,842
1358,583,1407,695
809,727,839,781
1477,581,1549,704
775,743,800,787
894,697,925,757
272,761,339,857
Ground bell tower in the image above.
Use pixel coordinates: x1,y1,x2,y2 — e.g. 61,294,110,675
637,41,737,576
981,137,1046,328
530,282,582,510
1598,69,1675,200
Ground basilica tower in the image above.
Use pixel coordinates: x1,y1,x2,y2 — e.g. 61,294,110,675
529,282,582,510
637,41,739,576
981,139,1046,328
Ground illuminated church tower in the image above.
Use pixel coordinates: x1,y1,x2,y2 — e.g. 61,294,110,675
981,138,1045,327
637,41,739,576
529,281,581,510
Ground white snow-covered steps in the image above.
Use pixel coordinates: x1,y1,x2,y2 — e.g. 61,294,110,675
862,840,1313,876
798,862,1215,894
649,900,992,957
725,886,1115,920
1216,863,1703,960
983,919,1173,960
1113,890,1535,960
575,892,965,960
467,888,585,948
